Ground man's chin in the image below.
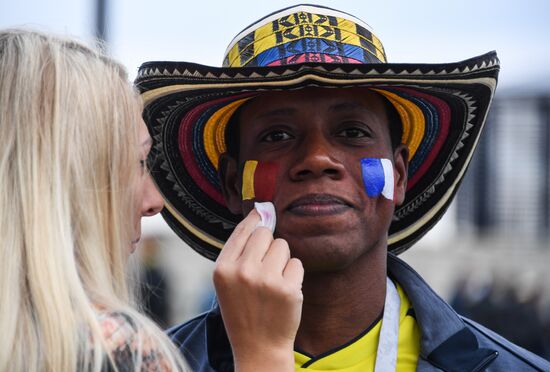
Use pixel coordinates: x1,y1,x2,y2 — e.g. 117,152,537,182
283,236,367,273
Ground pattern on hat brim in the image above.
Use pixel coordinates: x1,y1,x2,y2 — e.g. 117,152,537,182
136,53,499,260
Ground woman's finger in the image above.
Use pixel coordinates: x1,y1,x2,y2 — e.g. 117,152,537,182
262,239,291,276
217,209,261,261
283,258,304,290
238,226,273,264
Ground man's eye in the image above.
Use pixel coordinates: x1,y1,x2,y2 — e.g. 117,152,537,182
337,127,369,138
261,130,293,142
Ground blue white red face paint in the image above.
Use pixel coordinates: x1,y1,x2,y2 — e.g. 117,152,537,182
240,158,394,231
360,158,394,200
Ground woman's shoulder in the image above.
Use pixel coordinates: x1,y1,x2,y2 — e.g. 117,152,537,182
97,310,171,371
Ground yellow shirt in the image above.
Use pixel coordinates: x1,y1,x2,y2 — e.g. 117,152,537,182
294,282,421,371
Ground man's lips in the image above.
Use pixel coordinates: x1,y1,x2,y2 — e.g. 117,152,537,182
285,193,353,216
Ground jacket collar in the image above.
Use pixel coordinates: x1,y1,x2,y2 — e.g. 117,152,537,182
204,304,233,371
388,254,498,371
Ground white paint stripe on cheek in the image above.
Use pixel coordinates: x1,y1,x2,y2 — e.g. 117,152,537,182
380,158,394,200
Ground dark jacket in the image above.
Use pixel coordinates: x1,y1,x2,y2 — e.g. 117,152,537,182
168,254,550,371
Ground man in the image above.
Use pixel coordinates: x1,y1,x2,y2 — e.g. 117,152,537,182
135,4,549,371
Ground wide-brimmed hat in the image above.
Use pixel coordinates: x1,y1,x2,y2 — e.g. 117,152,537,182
135,4,499,260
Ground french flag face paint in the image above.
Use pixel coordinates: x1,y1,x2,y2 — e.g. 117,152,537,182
241,160,279,202
360,158,394,200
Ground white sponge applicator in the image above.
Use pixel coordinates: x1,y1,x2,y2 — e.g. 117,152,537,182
254,202,276,232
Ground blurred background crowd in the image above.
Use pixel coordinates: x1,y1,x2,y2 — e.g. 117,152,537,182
2,0,549,361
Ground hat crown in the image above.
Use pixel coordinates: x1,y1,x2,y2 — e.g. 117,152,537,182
222,4,387,68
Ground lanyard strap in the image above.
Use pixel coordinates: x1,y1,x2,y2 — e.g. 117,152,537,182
374,277,401,372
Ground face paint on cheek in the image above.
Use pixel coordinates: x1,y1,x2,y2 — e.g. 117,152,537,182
241,160,279,202
360,158,394,201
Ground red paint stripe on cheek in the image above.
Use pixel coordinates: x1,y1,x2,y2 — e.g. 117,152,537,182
253,162,279,202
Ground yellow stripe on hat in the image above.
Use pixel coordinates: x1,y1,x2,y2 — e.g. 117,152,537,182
242,160,258,200
204,97,252,169
227,46,241,68
371,33,386,63
373,89,425,159
336,18,386,62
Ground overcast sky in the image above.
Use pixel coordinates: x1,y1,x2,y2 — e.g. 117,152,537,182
2,0,550,92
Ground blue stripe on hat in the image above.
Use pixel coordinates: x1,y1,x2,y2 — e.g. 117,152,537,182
252,38,372,66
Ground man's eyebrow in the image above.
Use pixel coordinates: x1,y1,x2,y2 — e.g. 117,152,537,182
255,107,297,119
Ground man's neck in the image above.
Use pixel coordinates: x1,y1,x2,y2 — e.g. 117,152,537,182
294,246,387,356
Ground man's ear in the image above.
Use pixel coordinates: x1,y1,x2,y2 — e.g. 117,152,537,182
393,144,409,206
218,153,242,214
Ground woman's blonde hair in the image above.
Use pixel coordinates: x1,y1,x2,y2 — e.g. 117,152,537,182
0,29,186,371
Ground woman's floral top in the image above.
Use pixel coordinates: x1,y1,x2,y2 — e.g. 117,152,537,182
97,311,172,371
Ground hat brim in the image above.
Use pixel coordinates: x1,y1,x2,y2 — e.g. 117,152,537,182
136,52,499,260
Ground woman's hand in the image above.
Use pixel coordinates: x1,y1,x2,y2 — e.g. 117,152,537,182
213,208,304,372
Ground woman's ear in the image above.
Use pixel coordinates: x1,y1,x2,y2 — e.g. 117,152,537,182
393,144,409,206
218,153,242,214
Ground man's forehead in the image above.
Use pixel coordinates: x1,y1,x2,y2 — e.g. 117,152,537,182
240,87,387,116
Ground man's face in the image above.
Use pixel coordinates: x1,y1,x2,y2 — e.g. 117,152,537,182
220,87,408,272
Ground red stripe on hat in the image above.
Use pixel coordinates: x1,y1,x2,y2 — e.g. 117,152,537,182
253,161,279,202
178,95,251,205
179,103,224,205
267,53,363,66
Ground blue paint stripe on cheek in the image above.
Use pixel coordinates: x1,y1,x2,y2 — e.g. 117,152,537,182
361,158,385,198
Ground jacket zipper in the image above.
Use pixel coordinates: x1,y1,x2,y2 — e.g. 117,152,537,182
471,351,499,372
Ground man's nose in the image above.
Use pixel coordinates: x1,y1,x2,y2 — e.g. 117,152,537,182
141,175,165,217
288,133,345,181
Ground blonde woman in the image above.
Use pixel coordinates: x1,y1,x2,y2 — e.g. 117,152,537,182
0,29,303,372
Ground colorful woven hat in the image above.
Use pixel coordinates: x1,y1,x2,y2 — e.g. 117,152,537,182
135,4,499,260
